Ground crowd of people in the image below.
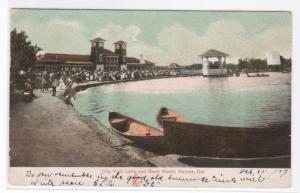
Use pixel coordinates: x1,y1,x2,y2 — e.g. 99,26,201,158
44,69,180,84
11,69,183,103
35,69,183,88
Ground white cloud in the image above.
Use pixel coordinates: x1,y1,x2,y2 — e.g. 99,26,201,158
13,19,291,65
93,21,291,66
152,20,291,65
148,22,251,65
254,26,291,58
94,24,162,63
199,20,252,58
48,19,82,30
95,24,141,44
155,24,202,65
13,19,89,54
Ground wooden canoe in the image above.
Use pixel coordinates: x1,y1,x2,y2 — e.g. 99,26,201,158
156,107,187,127
162,120,290,158
157,108,290,158
108,112,167,149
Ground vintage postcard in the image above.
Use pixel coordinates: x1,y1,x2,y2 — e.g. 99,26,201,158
9,9,291,188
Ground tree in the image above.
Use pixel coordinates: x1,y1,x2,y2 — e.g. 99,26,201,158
280,55,292,71
238,57,267,72
10,28,40,88
238,58,248,71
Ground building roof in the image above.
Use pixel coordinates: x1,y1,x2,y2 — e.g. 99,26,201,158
168,63,181,69
37,53,91,63
200,49,229,57
90,37,106,43
127,57,140,64
126,57,155,65
64,61,94,64
145,60,155,65
103,49,117,56
36,49,155,65
37,50,118,64
114,40,126,45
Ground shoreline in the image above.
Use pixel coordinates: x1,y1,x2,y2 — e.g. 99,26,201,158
10,75,200,166
10,89,157,167
70,74,202,94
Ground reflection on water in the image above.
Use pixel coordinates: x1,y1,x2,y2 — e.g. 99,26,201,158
73,73,291,128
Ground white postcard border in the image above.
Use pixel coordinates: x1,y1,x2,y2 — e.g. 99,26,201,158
1,0,300,192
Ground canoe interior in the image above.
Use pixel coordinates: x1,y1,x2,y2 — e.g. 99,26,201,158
162,120,291,158
109,112,163,137
157,107,187,126
108,112,168,153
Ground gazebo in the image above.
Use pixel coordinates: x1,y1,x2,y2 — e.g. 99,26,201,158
199,49,229,76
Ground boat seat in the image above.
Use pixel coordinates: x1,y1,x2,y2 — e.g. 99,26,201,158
111,118,128,132
111,118,127,124
162,117,177,121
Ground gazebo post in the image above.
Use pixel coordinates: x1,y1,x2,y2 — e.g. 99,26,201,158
218,57,222,68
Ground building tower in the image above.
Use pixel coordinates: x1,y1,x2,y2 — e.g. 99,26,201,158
114,40,127,71
90,37,105,70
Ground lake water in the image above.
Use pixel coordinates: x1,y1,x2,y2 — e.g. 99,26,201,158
73,73,291,128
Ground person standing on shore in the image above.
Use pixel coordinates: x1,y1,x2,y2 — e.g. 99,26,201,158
51,75,59,96
45,73,50,91
58,77,66,90
40,75,46,92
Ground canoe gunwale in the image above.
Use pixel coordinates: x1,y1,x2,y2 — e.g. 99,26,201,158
157,107,290,135
109,111,163,137
161,119,291,136
108,112,167,149
156,107,187,128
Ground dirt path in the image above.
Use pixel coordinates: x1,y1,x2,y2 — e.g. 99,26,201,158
9,89,152,167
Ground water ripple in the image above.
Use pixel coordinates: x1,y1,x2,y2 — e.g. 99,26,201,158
73,73,291,128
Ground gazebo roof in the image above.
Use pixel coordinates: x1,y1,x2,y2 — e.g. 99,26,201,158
200,49,229,57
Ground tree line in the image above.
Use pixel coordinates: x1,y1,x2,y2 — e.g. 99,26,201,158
237,56,291,72
10,28,40,89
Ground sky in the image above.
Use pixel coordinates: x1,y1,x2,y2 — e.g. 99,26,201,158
11,9,291,65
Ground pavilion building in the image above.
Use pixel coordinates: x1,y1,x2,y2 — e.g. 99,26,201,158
126,54,155,71
34,37,155,72
199,49,229,77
